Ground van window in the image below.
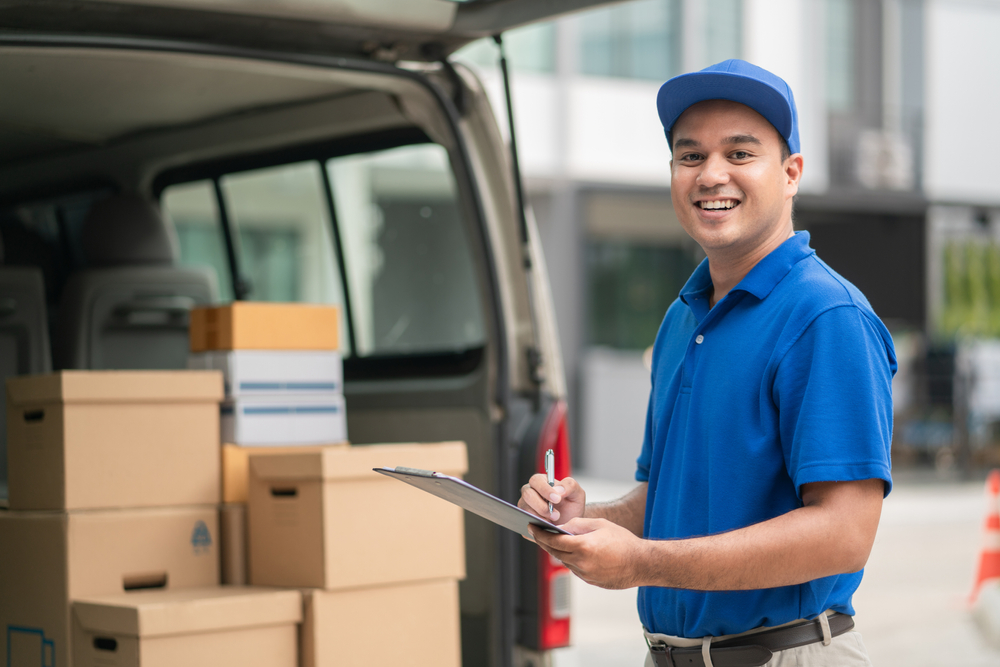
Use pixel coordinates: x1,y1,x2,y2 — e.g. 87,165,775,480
220,161,343,307
161,180,234,302
159,140,485,361
327,144,484,356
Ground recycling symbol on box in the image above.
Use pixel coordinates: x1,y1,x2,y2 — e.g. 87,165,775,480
190,520,213,554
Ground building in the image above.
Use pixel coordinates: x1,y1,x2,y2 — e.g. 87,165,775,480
454,0,1000,478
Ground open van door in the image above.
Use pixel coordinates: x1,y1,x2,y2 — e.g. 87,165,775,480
0,0,626,60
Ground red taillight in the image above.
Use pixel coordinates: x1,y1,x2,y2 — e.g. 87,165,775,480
536,400,571,649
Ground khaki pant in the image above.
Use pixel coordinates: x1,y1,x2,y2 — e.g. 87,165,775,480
643,617,874,667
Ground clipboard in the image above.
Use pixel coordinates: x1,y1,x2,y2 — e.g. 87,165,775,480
374,466,573,538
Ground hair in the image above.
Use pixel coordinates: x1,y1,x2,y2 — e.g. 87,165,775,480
779,137,791,162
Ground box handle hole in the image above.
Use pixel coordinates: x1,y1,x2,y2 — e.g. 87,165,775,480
93,637,118,652
123,572,168,591
23,409,44,423
271,487,298,498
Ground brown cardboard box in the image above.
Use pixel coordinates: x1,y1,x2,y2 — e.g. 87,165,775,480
219,503,247,586
248,442,467,590
222,443,347,504
301,579,461,667
72,586,301,667
0,506,220,667
6,371,223,511
189,302,339,352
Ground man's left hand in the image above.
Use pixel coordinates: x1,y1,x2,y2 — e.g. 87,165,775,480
529,518,649,590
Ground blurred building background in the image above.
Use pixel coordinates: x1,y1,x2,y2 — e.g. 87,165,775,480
452,0,1000,480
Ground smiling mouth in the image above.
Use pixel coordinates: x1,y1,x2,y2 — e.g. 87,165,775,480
698,199,740,210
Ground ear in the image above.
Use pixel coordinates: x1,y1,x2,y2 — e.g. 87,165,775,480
784,154,804,198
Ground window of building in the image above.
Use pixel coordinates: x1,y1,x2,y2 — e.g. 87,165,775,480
704,0,743,65
826,0,855,112
587,241,697,350
578,0,681,81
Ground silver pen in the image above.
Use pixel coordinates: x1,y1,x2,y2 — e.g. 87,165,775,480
545,448,555,516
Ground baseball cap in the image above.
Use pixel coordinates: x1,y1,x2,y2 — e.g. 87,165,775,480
656,59,800,155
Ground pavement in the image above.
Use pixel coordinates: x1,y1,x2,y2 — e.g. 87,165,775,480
551,473,1000,667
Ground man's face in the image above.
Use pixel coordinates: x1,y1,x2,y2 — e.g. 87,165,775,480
669,99,802,259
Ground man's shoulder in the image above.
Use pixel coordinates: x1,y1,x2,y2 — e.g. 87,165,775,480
782,252,878,318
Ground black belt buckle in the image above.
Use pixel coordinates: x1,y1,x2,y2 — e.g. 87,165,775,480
649,643,675,667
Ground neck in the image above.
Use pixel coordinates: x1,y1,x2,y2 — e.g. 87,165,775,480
707,223,795,308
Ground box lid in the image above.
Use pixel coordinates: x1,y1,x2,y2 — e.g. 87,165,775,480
6,370,224,405
72,586,302,638
250,441,468,482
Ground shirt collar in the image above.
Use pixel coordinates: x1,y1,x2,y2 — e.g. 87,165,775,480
680,231,815,308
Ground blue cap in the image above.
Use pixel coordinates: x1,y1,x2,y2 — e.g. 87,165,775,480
657,59,800,155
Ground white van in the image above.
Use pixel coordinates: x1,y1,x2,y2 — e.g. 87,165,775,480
0,1,614,665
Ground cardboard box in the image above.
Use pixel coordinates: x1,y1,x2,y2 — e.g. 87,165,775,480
222,443,348,504
190,302,339,352
301,579,461,667
6,371,223,511
73,586,301,667
248,442,467,590
0,506,220,667
188,350,343,397
219,503,247,586
221,394,347,447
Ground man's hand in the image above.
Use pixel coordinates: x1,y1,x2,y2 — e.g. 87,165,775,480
518,474,586,524
528,518,648,590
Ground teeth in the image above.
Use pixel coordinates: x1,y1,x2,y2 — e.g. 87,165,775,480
700,200,738,210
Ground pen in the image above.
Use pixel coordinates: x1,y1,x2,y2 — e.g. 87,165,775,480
545,448,555,516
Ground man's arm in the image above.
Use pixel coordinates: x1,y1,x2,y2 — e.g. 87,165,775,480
583,482,647,537
529,477,884,591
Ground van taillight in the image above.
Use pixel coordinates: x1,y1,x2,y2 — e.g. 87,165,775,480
536,400,571,649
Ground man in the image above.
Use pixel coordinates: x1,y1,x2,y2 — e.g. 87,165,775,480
519,60,895,667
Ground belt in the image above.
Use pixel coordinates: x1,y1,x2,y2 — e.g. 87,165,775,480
648,613,855,667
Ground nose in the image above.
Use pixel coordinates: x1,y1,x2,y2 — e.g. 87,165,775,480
696,153,730,188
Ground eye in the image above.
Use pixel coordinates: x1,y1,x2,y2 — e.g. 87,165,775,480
730,150,751,160
679,152,704,163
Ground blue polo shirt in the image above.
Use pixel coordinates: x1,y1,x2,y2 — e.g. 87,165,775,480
636,231,895,638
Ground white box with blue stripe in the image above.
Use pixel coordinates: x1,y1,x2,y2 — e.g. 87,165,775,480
221,394,347,446
187,350,342,397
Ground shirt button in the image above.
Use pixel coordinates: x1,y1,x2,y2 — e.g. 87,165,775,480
695,335,704,344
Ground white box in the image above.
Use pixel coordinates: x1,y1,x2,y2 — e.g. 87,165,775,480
188,350,342,397
221,394,347,446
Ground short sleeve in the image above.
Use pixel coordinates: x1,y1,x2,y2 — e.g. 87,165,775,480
773,305,896,498
636,388,654,483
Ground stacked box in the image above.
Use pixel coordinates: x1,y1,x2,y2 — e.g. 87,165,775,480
188,303,347,588
72,587,301,667
1,371,225,667
247,441,467,667
188,302,345,448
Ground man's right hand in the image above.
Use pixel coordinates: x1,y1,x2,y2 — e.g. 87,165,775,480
518,474,586,524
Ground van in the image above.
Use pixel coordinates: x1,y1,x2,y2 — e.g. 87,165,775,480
0,1,611,665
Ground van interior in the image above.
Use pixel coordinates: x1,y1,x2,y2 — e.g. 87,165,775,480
0,42,510,665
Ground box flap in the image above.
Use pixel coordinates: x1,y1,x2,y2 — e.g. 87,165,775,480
250,442,468,482
72,586,302,638
7,370,224,405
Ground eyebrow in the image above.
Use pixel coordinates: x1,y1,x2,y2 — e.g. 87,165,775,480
672,134,763,149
